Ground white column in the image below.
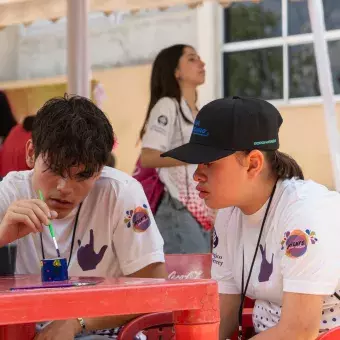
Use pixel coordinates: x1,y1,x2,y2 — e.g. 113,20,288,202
196,0,219,106
67,0,90,98
308,0,340,191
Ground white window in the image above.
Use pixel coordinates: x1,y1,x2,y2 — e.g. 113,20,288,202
221,0,340,105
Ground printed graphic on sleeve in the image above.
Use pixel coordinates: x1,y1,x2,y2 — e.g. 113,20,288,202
124,204,151,232
77,229,108,271
281,229,318,258
158,115,168,126
258,244,274,282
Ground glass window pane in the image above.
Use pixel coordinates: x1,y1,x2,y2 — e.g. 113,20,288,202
224,1,282,43
324,0,340,31
289,44,320,98
288,0,340,34
288,1,311,35
329,40,340,95
223,47,283,100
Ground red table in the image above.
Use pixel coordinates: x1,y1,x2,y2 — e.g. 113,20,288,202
0,275,219,340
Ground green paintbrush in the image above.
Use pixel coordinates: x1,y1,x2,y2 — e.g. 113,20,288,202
38,190,61,258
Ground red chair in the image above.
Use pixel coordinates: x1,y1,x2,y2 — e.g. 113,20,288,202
317,327,340,339
117,254,255,340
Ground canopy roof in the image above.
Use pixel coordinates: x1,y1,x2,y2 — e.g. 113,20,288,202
0,0,256,27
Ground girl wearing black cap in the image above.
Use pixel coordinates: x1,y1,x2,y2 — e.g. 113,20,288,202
139,44,215,254
162,96,340,339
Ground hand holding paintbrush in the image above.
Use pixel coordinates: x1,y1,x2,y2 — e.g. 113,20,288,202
0,199,57,247
38,190,61,258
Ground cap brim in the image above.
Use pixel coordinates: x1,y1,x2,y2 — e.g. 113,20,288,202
161,143,236,164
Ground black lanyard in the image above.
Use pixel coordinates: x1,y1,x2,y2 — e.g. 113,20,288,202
40,202,83,268
238,181,278,340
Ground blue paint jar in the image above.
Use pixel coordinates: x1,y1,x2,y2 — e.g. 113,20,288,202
41,258,68,282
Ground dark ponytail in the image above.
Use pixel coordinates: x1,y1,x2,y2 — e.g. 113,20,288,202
139,44,192,140
265,151,304,180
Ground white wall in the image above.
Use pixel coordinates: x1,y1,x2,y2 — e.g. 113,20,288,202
0,25,21,81
16,8,197,80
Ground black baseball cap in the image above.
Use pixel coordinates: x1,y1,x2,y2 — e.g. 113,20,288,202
161,96,283,164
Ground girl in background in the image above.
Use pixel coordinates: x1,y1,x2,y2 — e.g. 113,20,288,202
0,91,16,145
140,44,214,254
0,116,35,177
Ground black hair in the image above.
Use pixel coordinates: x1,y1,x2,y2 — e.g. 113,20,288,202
139,44,193,140
0,91,16,141
22,116,35,132
265,150,304,180
243,150,304,180
106,152,116,168
32,94,114,178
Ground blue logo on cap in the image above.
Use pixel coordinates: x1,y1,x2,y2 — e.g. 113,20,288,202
193,120,209,137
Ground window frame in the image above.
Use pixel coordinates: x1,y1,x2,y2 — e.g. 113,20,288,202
219,0,340,106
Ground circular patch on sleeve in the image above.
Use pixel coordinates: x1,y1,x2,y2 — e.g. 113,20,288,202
132,205,151,232
157,115,168,126
281,229,318,258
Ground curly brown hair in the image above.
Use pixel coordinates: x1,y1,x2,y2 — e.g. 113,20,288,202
32,94,114,178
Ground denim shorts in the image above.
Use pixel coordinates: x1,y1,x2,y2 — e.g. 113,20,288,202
155,192,211,254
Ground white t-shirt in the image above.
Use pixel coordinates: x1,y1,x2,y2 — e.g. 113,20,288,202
0,167,165,278
141,97,214,230
212,178,340,334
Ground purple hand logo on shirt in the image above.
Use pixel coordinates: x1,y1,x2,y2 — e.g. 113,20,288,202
77,229,108,271
258,244,274,283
